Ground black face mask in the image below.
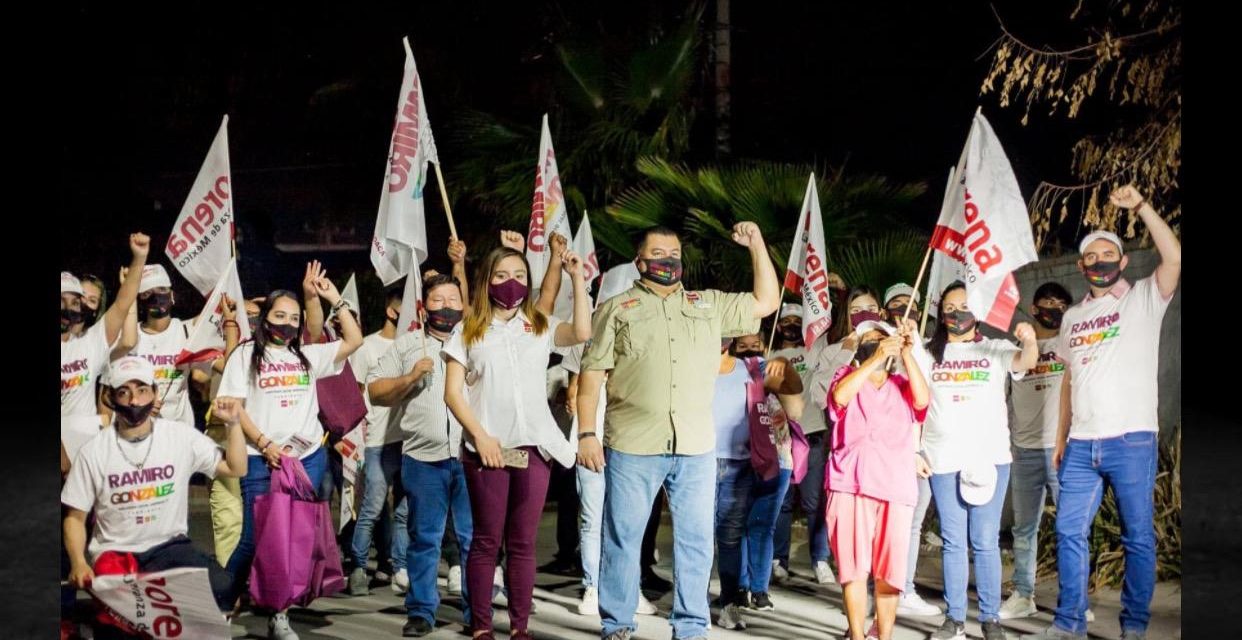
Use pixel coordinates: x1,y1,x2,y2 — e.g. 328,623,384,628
139,292,173,320
734,349,764,360
113,400,155,426
264,320,299,346
944,310,977,336
1034,306,1064,330
1084,260,1123,288
60,308,83,332
638,257,683,286
426,307,463,333
855,340,881,364
779,325,803,343
80,306,98,326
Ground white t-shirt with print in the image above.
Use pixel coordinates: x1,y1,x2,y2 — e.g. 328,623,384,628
107,319,195,426
562,342,606,443
350,332,401,447
218,341,344,458
60,419,221,561
1008,337,1066,449
61,322,116,417
1055,276,1173,439
920,338,1023,474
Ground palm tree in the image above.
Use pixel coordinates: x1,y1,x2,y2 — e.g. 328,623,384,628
602,157,926,291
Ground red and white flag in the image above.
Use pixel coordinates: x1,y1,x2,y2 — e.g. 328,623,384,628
929,110,1039,330
395,269,425,335
527,114,574,291
89,567,231,640
166,116,235,296
372,37,437,287
782,174,833,348
176,258,249,366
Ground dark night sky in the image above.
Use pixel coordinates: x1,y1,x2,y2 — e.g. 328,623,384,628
62,0,1102,300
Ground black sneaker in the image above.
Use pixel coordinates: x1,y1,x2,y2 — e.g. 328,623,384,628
982,620,1009,640
734,589,752,608
537,557,583,577
931,618,967,640
750,592,774,611
402,617,433,637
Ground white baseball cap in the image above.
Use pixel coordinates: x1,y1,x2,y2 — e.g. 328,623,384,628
852,319,897,337
883,283,920,306
1078,230,1125,256
138,264,172,293
109,356,156,387
61,271,84,296
780,303,804,319
958,463,998,506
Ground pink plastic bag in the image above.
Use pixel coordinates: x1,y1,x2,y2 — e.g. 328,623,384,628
743,357,810,483
249,456,344,610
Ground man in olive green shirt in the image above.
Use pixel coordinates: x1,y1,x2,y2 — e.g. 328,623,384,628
577,223,779,640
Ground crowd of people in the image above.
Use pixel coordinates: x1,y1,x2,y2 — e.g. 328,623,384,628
60,184,1178,640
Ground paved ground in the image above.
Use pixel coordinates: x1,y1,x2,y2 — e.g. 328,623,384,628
77,485,1180,639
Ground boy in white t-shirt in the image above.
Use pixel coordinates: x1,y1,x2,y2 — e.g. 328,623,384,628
62,356,248,625
1023,186,1180,640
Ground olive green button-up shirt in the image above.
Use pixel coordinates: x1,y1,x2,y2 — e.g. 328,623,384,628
580,280,759,455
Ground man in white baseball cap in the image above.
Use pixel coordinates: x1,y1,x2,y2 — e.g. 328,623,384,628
883,282,921,327
1023,185,1181,640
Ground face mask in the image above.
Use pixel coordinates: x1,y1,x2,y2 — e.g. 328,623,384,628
264,320,299,346
944,310,977,336
139,291,173,320
426,307,463,333
854,340,881,364
60,308,83,332
488,279,528,310
779,325,803,343
1083,260,1122,288
80,306,98,326
113,400,155,426
849,310,884,329
734,349,763,360
638,257,683,286
1034,306,1064,330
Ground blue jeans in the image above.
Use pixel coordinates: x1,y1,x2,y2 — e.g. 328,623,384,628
225,447,328,605
350,443,408,571
1011,446,1060,597
904,475,933,592
1053,432,1157,635
774,431,830,566
743,468,792,594
577,465,607,588
599,449,715,640
714,459,754,601
402,456,474,626
929,464,1011,624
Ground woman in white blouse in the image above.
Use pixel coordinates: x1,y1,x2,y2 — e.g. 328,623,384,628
443,245,592,640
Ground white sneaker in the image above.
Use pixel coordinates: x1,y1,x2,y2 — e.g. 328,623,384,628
814,560,835,584
447,565,462,595
998,591,1038,619
492,566,506,607
1085,608,1095,622
391,568,410,595
268,612,299,640
636,593,658,616
772,562,790,584
578,587,599,616
717,603,747,630
896,591,942,616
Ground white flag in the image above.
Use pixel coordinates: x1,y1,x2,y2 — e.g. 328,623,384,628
527,114,574,291
783,174,833,348
89,567,231,640
595,261,641,310
176,258,249,366
166,116,234,296
552,210,601,319
926,166,966,315
395,270,424,336
930,111,1039,330
372,37,437,286
328,273,361,324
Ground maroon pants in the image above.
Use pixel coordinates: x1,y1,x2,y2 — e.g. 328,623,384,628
463,446,552,632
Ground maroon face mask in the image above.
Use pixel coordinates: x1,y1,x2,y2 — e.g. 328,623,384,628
488,279,528,310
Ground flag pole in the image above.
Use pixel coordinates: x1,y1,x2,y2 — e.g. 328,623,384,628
433,161,458,240
765,287,788,354
885,244,934,370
